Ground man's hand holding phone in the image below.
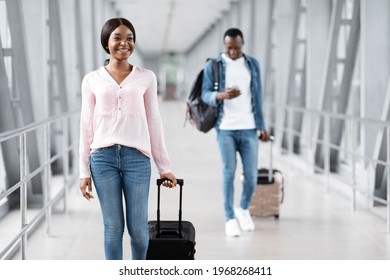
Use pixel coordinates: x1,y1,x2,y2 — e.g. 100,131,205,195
217,86,241,101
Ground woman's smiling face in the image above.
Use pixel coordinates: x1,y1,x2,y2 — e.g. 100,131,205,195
107,25,135,61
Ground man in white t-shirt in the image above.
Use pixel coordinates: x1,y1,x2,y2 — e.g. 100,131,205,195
201,28,269,237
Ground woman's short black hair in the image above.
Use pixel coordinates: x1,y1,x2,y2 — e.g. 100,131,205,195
100,18,136,54
223,28,244,41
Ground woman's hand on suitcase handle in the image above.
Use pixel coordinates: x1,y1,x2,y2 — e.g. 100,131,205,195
160,172,177,188
80,178,94,201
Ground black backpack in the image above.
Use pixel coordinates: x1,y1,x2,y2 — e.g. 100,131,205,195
185,59,219,133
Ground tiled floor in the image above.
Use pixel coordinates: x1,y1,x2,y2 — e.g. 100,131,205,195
4,100,390,260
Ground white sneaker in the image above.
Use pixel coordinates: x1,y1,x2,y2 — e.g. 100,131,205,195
225,219,241,237
235,207,255,231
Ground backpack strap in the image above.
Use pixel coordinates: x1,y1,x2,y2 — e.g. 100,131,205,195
211,59,219,91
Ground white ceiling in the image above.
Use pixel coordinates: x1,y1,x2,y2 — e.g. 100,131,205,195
114,0,232,56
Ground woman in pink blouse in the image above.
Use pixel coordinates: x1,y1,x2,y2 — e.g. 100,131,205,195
79,18,176,260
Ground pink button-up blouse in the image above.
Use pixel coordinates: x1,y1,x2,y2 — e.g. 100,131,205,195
79,66,171,178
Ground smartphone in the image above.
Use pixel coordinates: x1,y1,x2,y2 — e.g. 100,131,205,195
231,86,241,95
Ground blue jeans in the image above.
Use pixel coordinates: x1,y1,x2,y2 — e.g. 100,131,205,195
217,129,259,221
90,145,151,260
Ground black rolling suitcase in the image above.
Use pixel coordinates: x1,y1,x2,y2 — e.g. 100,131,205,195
146,179,196,260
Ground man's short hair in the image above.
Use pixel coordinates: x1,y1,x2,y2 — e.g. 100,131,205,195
223,28,244,40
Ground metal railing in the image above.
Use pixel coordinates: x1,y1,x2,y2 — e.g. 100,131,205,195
0,110,79,259
266,102,390,233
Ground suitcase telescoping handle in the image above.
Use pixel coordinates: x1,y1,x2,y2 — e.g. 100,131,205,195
268,136,274,183
156,179,184,238
259,135,275,183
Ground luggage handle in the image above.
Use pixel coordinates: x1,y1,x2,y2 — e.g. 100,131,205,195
259,135,274,183
268,136,274,182
156,179,184,238
258,135,285,203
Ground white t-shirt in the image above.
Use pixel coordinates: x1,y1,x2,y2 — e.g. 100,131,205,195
220,53,256,130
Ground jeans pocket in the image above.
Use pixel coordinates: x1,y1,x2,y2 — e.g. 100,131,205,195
91,146,110,156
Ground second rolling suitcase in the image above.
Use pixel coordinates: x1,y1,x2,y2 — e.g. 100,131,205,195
146,179,196,260
250,136,284,218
